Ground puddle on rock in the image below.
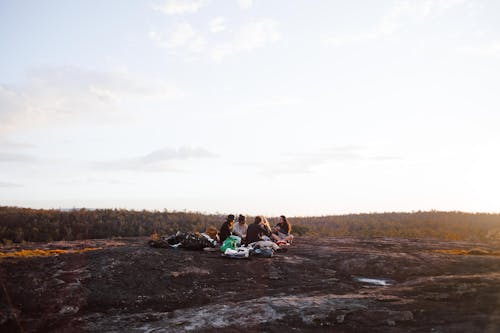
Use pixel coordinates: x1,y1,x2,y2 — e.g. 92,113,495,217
354,277,394,286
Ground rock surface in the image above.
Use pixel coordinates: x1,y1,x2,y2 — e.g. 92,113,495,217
1,236,500,332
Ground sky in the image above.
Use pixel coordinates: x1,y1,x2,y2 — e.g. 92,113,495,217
1,0,499,216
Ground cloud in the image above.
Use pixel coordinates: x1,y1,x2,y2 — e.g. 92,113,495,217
214,97,302,117
153,0,208,15
94,146,217,172
141,146,215,163
279,146,366,173
209,17,226,33
210,20,281,61
457,40,500,56
236,0,253,10
256,146,403,176
0,66,186,134
245,97,302,110
323,0,467,46
0,181,23,188
150,20,281,61
0,152,36,163
149,23,207,53
0,138,36,149
55,177,135,186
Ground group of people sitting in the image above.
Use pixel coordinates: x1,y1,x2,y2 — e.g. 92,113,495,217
148,214,294,258
218,214,294,245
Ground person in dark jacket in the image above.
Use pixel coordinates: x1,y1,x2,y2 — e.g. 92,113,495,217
219,214,235,243
245,216,270,244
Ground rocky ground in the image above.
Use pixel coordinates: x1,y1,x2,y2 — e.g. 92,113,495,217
1,236,500,332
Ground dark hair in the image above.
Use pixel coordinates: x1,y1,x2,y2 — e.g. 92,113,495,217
280,215,291,233
227,214,235,222
238,214,246,222
254,216,262,224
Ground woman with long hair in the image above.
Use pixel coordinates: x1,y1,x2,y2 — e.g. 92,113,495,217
261,216,272,239
272,215,294,243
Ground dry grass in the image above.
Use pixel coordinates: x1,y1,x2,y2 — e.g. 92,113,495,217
0,247,101,259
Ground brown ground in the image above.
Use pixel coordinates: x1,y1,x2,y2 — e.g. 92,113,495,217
1,236,500,332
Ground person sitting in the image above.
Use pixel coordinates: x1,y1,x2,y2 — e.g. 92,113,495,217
219,214,235,243
232,214,248,241
271,215,294,243
245,216,270,244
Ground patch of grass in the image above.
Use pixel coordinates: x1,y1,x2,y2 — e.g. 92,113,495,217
0,247,101,259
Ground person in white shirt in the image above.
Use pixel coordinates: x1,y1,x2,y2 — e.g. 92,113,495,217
232,214,248,241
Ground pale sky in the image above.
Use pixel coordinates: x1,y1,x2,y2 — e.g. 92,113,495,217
1,0,499,216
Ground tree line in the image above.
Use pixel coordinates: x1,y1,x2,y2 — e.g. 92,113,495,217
288,211,500,242
0,207,221,243
1,206,499,244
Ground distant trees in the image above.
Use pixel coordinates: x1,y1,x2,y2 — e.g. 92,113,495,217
0,207,222,243
289,211,500,242
0,207,499,244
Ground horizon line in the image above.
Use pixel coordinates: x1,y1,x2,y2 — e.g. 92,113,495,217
2,205,500,218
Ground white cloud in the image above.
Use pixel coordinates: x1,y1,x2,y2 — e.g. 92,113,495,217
55,177,135,186
94,146,217,172
245,97,302,110
150,19,281,61
149,23,207,53
255,146,403,176
216,97,302,117
160,23,195,48
153,0,208,15
210,20,281,61
209,17,226,33
0,152,37,163
236,0,253,10
323,0,467,46
142,146,215,162
271,146,366,175
0,181,23,188
458,40,500,56
0,67,186,134
0,138,35,149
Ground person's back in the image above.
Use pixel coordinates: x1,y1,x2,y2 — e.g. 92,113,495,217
245,216,266,244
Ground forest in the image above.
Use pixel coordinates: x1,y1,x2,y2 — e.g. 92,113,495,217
1,206,500,244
